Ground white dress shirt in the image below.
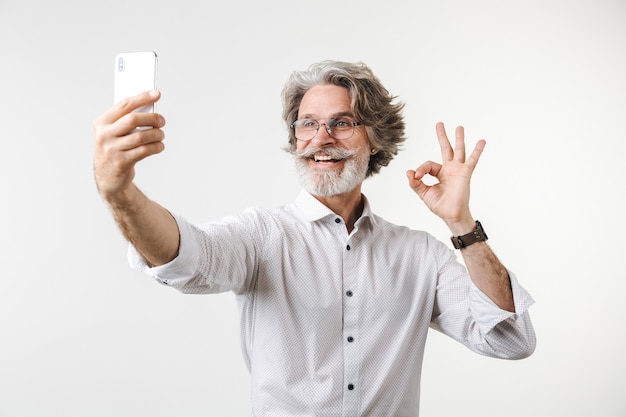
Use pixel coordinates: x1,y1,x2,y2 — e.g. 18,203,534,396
129,190,536,416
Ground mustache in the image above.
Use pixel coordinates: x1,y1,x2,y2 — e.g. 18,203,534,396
292,146,358,160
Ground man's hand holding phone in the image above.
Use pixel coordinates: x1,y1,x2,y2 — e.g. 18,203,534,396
93,51,180,266
94,50,163,203
92,90,165,202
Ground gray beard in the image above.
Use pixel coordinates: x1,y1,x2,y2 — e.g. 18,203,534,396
292,146,370,197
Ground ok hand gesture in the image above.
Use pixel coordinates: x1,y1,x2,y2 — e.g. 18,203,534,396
406,122,486,235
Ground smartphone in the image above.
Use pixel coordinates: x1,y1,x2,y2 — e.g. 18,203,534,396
113,51,158,113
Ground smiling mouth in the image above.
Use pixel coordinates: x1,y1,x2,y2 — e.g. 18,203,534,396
312,154,343,163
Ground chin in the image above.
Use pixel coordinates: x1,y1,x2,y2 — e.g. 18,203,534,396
296,164,364,197
294,146,370,197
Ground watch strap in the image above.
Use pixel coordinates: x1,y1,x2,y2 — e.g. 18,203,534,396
451,220,488,249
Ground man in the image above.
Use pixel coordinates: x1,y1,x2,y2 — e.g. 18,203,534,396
93,60,535,416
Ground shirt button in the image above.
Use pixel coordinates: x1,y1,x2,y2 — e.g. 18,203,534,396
346,245,351,250
347,336,354,343
346,290,353,297
348,384,355,390
335,218,341,223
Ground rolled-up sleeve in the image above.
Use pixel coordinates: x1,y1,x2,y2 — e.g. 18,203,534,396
127,212,201,288
127,210,259,294
469,271,537,359
431,240,537,360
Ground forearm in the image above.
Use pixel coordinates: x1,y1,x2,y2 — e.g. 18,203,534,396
408,122,517,312
105,183,180,267
459,241,515,312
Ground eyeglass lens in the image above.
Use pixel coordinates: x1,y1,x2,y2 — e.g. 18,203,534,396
292,118,358,141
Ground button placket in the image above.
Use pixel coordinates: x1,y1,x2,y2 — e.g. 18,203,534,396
342,234,360,415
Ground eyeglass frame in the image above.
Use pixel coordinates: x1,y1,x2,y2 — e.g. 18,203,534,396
290,117,362,141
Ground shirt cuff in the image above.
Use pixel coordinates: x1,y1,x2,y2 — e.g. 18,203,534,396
127,212,199,287
469,271,535,334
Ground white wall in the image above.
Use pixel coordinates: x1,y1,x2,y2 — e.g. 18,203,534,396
1,0,624,415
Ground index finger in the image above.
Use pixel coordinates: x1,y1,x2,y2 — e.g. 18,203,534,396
99,90,161,125
465,139,486,171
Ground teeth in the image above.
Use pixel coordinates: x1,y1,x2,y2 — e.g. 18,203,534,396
314,155,334,162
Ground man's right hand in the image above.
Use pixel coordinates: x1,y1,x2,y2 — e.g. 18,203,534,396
93,90,165,202
93,90,179,266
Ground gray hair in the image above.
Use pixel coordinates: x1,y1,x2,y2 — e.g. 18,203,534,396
281,60,406,177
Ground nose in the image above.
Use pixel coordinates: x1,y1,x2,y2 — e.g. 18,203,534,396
310,122,335,145
319,122,333,134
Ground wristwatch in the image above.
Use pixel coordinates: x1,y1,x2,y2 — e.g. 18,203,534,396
450,220,488,249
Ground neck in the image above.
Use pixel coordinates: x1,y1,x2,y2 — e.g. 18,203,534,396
312,186,364,233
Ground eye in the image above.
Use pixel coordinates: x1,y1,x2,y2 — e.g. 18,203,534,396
332,118,352,129
301,119,318,129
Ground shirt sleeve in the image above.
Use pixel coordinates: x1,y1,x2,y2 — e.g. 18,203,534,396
468,271,537,359
127,210,260,294
127,211,200,288
430,241,536,360
469,271,534,334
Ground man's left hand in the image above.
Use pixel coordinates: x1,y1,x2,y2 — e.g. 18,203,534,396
406,122,486,235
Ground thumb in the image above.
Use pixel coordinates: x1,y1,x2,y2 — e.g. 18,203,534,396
406,170,428,199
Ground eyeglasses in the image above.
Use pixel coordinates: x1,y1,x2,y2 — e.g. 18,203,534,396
290,117,362,141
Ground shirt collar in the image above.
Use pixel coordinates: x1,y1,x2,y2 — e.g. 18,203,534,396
293,189,374,226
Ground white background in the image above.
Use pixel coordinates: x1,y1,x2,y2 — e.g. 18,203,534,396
1,0,624,415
